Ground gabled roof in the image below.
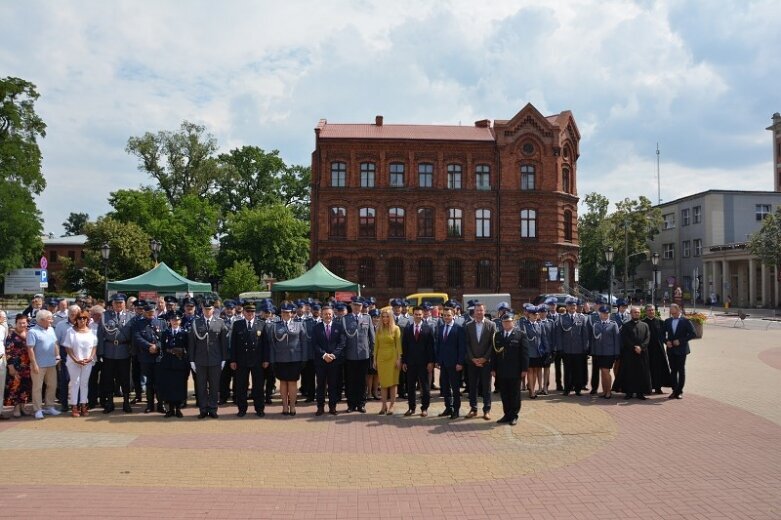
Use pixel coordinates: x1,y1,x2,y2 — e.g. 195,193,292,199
271,261,360,292
107,262,212,292
317,123,495,141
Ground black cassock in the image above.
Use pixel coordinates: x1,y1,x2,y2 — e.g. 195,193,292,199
642,317,672,390
157,328,190,403
615,320,652,395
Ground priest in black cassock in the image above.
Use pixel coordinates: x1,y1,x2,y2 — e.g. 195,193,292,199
642,304,672,394
616,307,652,400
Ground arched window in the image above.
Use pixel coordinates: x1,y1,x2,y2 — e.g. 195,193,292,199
518,259,541,289
360,162,375,188
520,209,537,238
358,207,375,238
564,210,573,242
388,207,405,238
418,258,434,288
331,162,346,187
387,258,404,288
447,208,463,238
417,207,434,238
562,168,570,193
476,259,493,290
358,258,375,287
329,207,346,237
447,258,463,288
520,164,535,190
447,164,462,189
476,208,491,238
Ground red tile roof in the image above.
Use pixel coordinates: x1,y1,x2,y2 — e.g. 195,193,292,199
317,123,495,141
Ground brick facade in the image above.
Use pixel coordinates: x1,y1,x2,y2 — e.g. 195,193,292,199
310,103,580,309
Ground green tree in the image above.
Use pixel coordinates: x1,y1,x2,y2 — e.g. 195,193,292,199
0,77,46,280
280,164,311,220
220,204,309,281
126,121,221,207
62,212,89,236
748,207,781,267
220,259,261,298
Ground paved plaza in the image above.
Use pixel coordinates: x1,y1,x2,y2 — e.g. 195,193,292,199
0,315,779,519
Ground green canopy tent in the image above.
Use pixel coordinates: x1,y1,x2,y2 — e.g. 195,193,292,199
270,261,360,293
107,262,212,293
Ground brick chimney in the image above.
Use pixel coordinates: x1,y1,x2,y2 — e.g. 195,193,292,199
375,115,383,126
474,119,490,128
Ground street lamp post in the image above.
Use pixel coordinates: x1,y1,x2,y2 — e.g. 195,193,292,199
100,242,111,302
605,246,615,311
150,239,162,265
651,252,660,311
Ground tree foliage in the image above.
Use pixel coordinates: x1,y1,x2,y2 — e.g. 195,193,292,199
0,77,46,280
220,259,261,299
62,212,89,236
220,204,309,281
748,207,781,267
578,193,662,292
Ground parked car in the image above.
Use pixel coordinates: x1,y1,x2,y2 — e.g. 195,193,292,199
597,293,618,305
532,293,575,306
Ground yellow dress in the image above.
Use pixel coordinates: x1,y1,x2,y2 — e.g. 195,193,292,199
375,326,402,388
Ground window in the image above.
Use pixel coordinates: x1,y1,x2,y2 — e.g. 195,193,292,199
387,258,404,288
360,162,375,188
520,209,537,238
756,204,772,221
358,207,375,238
80,250,86,260
693,239,702,257
447,258,463,288
693,205,702,224
328,257,346,279
475,209,491,238
418,163,433,188
476,259,493,290
418,258,434,287
388,207,405,238
50,250,58,262
417,207,434,238
447,164,462,189
562,168,570,193
475,165,490,190
682,240,691,258
663,213,676,230
520,165,535,190
447,208,463,238
358,258,375,287
331,162,346,187
389,163,405,187
68,250,76,261
329,207,346,237
663,243,674,260
518,259,541,289
563,210,573,242
681,208,690,226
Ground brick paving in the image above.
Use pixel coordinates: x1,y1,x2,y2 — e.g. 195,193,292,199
0,321,779,519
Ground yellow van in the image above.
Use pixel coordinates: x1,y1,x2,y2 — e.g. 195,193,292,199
403,292,449,307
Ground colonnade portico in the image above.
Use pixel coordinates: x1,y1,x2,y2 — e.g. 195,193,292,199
703,245,781,308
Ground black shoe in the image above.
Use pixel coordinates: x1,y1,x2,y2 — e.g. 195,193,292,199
165,410,175,418
674,394,683,399
637,395,647,400
256,410,265,417
653,389,664,395
328,408,338,416
208,411,219,419
123,402,133,413
344,407,353,413
237,410,247,417
103,405,115,414
556,386,563,391
316,407,324,416
562,391,570,396
575,391,582,396
175,408,183,418
180,402,188,409
438,409,453,417
496,416,510,424
198,412,207,419
357,407,366,413
509,418,518,426
449,411,460,420
625,394,633,399
304,397,315,403
156,404,165,413
218,399,228,405
590,389,598,395
144,406,154,414
264,397,272,405
282,410,290,416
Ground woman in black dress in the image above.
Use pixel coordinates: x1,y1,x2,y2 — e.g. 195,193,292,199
157,312,189,417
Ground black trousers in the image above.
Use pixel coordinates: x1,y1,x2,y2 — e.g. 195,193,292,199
466,363,492,412
554,351,564,389
57,345,70,406
139,362,158,406
234,364,265,413
102,357,131,405
668,353,687,395
219,363,235,402
405,364,431,411
590,356,600,391
88,358,103,406
397,368,407,398
315,360,342,409
300,360,316,399
345,358,369,409
195,364,221,413
497,376,521,419
439,366,462,412
264,365,275,399
131,355,142,399
563,353,586,392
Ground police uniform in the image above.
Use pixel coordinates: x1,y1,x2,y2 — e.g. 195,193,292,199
554,298,590,395
97,295,133,413
158,312,189,416
188,302,228,418
132,302,167,413
230,304,269,416
492,315,529,425
342,298,375,412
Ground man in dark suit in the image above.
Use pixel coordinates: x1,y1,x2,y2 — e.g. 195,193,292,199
492,314,529,425
188,299,229,419
312,306,345,416
401,306,436,417
663,303,697,399
464,302,497,420
435,307,466,419
229,303,269,417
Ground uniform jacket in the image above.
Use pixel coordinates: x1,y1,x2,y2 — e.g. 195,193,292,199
464,319,496,362
435,321,466,368
342,313,375,361
519,319,545,358
554,313,590,355
662,316,697,356
97,309,132,359
589,320,621,357
491,328,529,379
160,327,189,370
267,319,308,363
401,321,436,366
230,317,268,367
188,315,228,366
133,316,166,363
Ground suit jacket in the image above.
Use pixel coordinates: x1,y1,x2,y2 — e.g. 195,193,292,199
267,319,308,363
342,313,375,361
133,316,166,363
188,315,228,366
663,316,697,356
401,321,436,366
554,313,589,355
590,320,621,357
97,309,132,359
435,321,466,368
464,319,496,362
312,320,346,363
491,329,529,378
230,318,268,367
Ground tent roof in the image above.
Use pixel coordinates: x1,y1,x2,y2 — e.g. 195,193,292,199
271,261,360,292
107,262,212,293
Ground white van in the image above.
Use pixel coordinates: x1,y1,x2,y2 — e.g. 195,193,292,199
462,293,513,314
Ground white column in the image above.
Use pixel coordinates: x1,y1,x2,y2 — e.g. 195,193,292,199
748,258,756,307
761,262,768,307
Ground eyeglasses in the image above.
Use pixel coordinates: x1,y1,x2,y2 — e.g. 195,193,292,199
76,317,89,321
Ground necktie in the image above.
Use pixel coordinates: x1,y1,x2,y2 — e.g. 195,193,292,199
326,323,331,340
505,331,509,339
443,325,449,340
415,325,420,341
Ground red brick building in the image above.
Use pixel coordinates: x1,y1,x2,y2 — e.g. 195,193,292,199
309,103,580,308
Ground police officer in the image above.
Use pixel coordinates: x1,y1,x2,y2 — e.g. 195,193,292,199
492,313,529,426
342,297,375,413
554,297,590,396
133,301,166,413
230,303,269,417
98,294,133,413
188,298,228,419
218,299,238,405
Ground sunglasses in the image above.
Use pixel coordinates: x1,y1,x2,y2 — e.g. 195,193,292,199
76,317,89,321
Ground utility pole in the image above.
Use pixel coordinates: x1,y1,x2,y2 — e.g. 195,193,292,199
656,143,661,206
624,219,629,298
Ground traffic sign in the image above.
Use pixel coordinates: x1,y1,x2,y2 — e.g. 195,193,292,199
40,269,48,288
40,256,48,270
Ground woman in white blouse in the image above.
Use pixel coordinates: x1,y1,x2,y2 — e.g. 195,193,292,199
0,310,7,419
61,311,97,417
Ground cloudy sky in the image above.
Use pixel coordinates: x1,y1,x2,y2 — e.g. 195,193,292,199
2,0,779,235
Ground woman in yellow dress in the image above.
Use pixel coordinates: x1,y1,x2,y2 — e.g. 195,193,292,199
373,309,401,415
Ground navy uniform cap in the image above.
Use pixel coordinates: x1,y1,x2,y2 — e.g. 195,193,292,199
496,301,511,311
311,303,321,311
280,303,296,312
368,309,380,317
616,298,627,307
335,302,347,311
142,302,156,312
564,297,578,305
598,305,610,313
168,310,184,320
244,303,256,312
544,297,558,305
164,295,178,304
112,294,126,302
501,313,515,321
223,300,235,309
